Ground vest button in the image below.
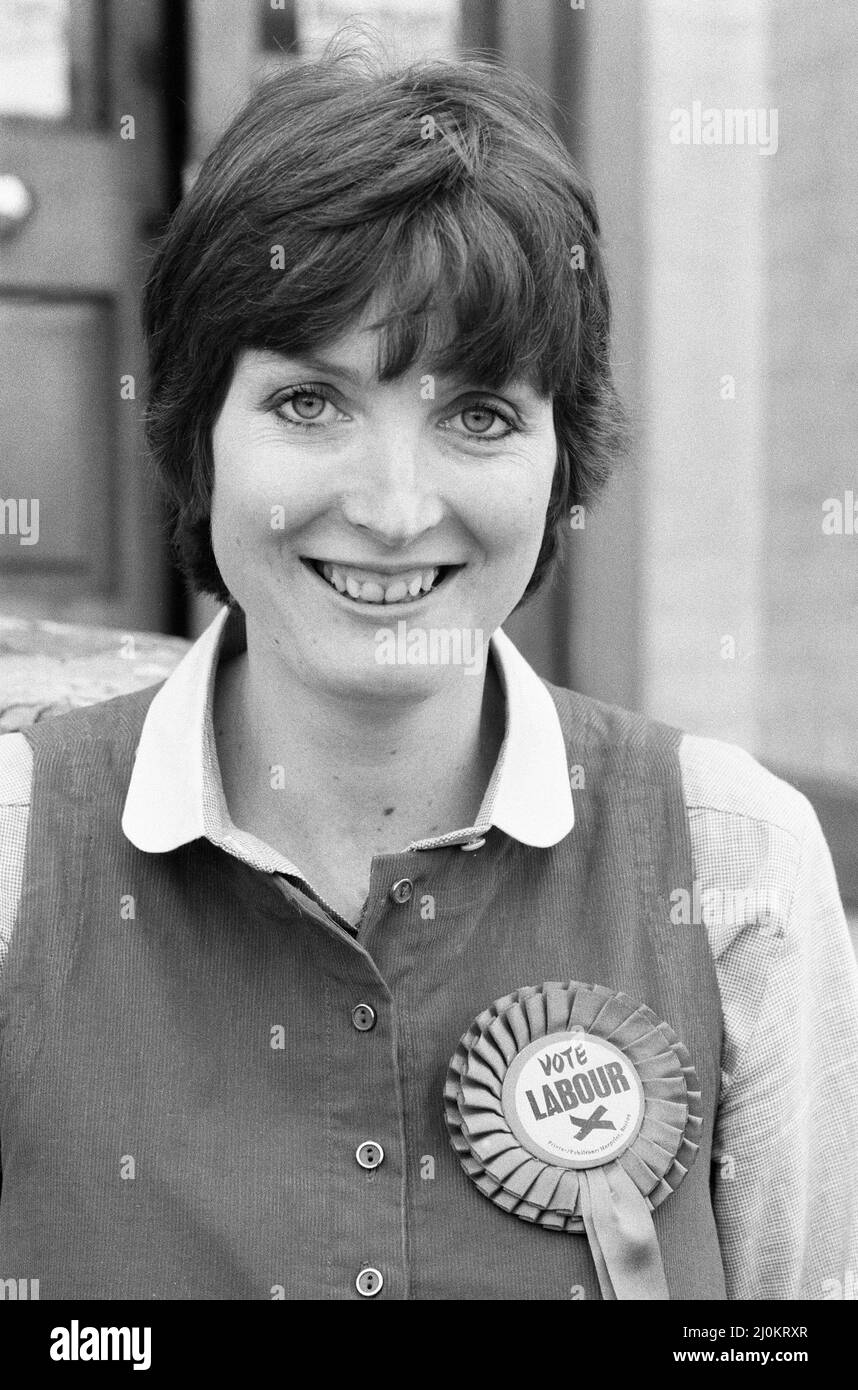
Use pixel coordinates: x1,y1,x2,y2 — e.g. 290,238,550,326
355,1266,384,1297
355,1140,385,1170
389,877,413,904
351,1003,377,1032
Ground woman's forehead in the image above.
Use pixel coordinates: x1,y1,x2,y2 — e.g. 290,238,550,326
238,286,547,396
237,340,545,400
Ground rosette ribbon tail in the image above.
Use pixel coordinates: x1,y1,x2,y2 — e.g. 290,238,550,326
578,1163,670,1300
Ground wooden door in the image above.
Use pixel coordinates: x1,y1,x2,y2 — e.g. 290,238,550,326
0,0,173,630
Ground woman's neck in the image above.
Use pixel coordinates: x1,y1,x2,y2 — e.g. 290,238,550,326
213,633,505,858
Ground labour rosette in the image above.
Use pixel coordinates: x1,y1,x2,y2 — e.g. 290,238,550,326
444,981,703,1300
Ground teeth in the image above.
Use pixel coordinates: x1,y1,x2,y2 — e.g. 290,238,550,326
358,581,385,603
383,580,408,604
318,562,443,603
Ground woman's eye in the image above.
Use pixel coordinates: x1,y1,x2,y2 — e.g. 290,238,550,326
274,388,341,426
461,407,497,434
272,388,515,438
289,392,326,420
450,403,515,440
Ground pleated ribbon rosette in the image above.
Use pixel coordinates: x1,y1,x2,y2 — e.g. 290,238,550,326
444,981,703,1300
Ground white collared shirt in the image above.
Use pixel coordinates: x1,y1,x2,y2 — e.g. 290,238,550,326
121,606,574,876
1,606,857,1299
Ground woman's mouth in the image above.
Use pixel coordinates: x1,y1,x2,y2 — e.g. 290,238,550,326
302,558,458,605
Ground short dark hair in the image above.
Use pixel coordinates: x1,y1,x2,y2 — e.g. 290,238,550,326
142,44,628,608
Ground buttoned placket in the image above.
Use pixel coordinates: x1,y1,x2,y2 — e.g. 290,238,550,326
270,833,489,1300
269,866,408,1299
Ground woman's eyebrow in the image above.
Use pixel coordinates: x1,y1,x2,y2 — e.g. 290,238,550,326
251,350,541,401
251,351,367,388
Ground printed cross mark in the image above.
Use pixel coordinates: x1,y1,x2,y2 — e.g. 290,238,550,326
569,1105,616,1141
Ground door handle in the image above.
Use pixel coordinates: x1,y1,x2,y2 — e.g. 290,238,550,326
0,174,35,239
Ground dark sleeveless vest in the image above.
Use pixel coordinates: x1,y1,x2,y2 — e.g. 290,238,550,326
0,681,726,1299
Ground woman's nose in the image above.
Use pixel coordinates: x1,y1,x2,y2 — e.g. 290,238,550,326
339,429,445,546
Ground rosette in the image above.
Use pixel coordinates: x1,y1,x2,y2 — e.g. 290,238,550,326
444,980,702,1300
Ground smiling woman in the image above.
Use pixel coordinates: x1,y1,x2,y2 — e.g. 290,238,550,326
141,50,625,611
0,36,856,1306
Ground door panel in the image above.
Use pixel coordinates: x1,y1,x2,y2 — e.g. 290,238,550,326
0,0,171,629
0,296,114,579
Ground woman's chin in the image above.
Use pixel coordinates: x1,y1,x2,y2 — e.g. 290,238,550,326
309,646,486,699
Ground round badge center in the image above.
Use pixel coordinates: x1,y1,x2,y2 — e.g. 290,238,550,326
500,1030,645,1169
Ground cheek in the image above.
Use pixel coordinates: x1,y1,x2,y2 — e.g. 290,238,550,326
213,414,272,506
210,420,314,546
209,423,292,590
477,449,556,555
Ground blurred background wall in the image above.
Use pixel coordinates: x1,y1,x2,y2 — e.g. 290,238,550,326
1,0,856,913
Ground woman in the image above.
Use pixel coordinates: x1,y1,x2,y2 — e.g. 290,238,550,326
0,45,856,1302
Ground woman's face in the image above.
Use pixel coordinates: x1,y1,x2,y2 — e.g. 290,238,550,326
210,314,558,699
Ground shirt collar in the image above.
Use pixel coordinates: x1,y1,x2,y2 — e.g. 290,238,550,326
122,605,574,856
